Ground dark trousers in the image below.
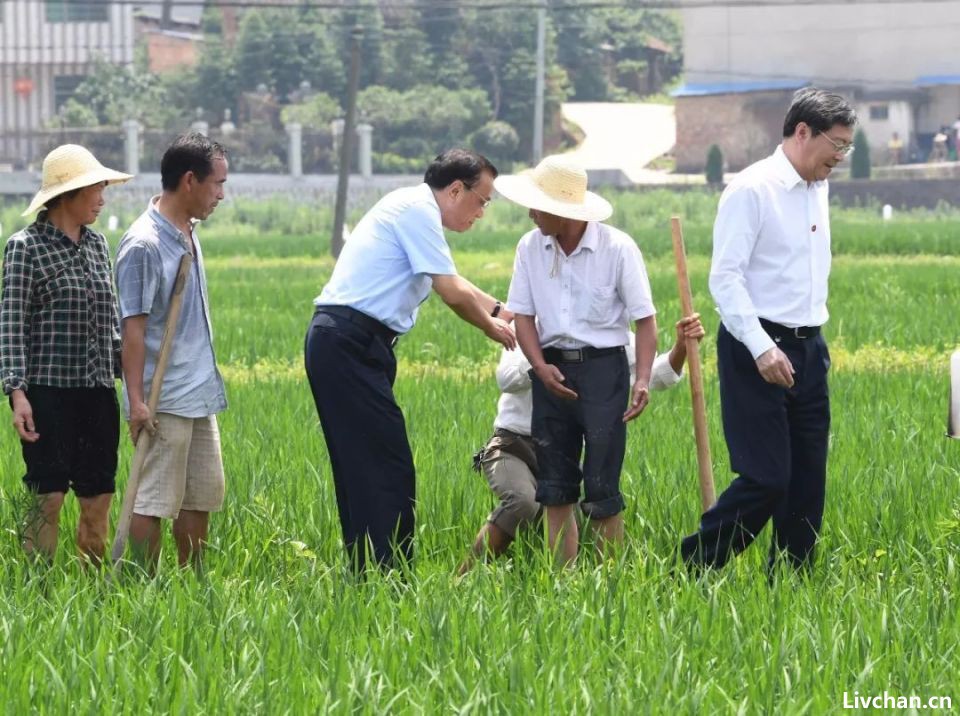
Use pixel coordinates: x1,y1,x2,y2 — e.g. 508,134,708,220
19,385,119,497
531,349,629,519
680,324,831,570
304,310,415,572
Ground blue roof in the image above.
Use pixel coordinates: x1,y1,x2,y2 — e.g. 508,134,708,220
672,80,808,97
915,75,960,87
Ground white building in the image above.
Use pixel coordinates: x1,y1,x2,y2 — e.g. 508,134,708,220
674,1,960,171
0,1,135,164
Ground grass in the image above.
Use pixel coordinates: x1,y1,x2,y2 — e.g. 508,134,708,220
1,195,959,713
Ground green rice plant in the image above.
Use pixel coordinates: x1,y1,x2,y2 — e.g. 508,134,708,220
0,206,958,713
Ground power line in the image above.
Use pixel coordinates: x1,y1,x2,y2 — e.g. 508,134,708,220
5,0,959,8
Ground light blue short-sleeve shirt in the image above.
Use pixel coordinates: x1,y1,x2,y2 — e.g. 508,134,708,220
115,198,227,419
314,183,457,334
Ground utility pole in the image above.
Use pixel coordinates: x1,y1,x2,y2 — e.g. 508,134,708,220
532,1,546,164
161,0,173,29
332,25,363,259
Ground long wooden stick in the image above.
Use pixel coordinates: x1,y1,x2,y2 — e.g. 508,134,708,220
111,254,193,564
670,217,716,512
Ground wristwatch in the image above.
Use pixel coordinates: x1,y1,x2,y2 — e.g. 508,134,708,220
491,301,502,318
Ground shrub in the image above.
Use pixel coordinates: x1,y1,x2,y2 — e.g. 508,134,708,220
705,144,723,185
468,121,520,172
850,128,871,179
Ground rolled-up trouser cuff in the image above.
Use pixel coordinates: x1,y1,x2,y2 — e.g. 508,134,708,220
535,480,582,507
580,493,625,520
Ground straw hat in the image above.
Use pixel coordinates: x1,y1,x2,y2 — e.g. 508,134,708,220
493,155,612,222
23,144,133,217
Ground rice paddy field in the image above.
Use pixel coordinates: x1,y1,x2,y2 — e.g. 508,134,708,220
1,191,958,713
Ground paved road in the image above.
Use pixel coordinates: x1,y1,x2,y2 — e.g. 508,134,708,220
561,102,685,184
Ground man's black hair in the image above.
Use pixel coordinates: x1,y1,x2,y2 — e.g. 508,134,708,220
423,149,498,189
161,132,227,191
783,88,857,138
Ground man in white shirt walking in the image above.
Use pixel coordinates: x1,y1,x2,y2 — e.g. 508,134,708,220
497,155,658,565
680,88,857,573
459,316,705,574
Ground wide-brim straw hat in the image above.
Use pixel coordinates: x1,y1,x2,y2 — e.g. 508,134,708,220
23,144,133,217
493,154,612,222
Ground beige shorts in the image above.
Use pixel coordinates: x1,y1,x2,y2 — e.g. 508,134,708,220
483,448,541,538
134,413,225,519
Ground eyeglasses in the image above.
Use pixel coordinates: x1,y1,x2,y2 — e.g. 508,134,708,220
821,133,854,156
465,184,492,209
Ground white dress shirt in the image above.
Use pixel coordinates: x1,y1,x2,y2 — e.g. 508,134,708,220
492,334,682,436
506,222,656,349
709,145,831,359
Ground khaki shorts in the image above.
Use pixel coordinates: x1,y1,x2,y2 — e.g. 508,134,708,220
134,413,225,519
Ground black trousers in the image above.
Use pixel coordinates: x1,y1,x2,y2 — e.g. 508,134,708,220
531,349,629,519
304,310,415,572
680,323,831,570
19,385,119,497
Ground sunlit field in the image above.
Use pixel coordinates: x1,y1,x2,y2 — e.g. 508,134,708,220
1,193,958,712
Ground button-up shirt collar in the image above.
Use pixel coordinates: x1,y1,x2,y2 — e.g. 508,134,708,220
541,221,600,256
147,197,197,252
770,145,808,190
506,222,656,349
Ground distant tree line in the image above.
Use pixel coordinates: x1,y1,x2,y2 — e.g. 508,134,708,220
58,4,682,173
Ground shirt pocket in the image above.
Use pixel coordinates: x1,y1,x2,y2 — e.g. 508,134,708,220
585,285,618,324
36,264,85,308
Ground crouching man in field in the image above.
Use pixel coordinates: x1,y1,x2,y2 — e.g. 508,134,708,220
494,155,658,565
459,315,705,574
115,133,229,570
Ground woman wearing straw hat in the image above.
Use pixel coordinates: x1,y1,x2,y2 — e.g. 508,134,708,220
496,155,658,565
1,144,131,564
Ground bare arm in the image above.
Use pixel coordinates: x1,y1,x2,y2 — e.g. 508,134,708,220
121,315,156,444
458,276,514,323
516,314,577,400
623,314,657,422
667,313,705,374
431,274,516,349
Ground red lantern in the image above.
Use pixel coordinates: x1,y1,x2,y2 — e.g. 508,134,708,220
14,77,34,98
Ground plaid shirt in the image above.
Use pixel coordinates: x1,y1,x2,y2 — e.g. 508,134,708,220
1,212,121,394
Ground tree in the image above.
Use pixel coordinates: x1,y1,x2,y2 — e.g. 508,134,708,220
850,129,871,179
280,92,342,129
295,17,346,99
469,121,520,171
419,5,470,89
233,10,272,91
381,10,434,90
599,8,682,98
357,84,493,158
170,37,240,125
705,144,724,185
463,8,568,159
334,6,386,89
68,59,182,128
553,9,611,101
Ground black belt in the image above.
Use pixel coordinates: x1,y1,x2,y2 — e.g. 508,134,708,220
759,318,821,341
542,345,624,364
315,305,400,346
494,427,528,440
